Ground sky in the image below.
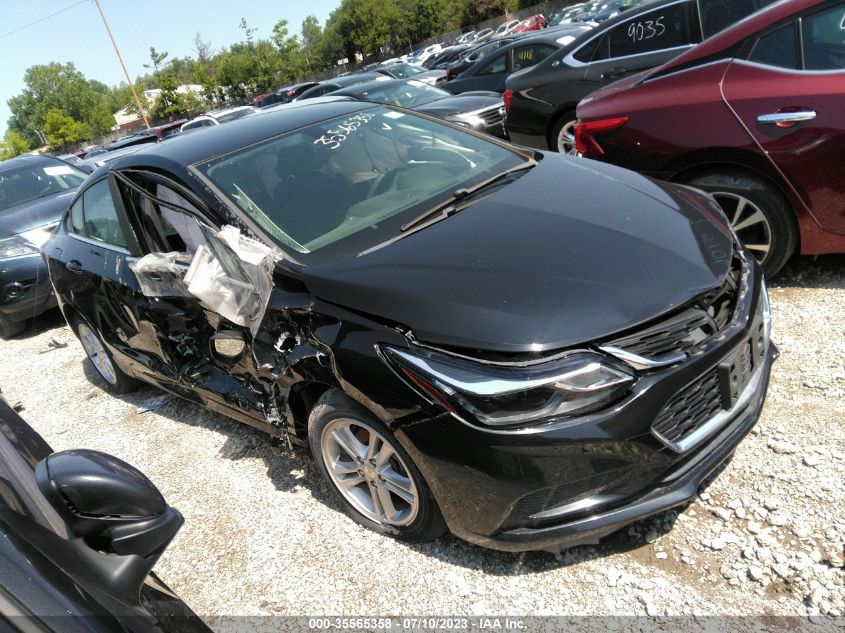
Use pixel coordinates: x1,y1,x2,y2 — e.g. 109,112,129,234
1,0,340,136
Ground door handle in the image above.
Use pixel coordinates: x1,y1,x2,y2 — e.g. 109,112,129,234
757,109,816,127
601,67,627,80
65,260,84,274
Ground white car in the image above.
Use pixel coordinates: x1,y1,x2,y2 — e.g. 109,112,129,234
180,106,260,132
493,19,521,37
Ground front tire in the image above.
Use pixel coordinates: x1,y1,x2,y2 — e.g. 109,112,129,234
72,317,139,394
308,390,446,543
685,171,798,277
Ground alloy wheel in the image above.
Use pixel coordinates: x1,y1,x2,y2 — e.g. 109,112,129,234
710,192,773,266
77,323,118,385
321,418,419,526
556,119,579,155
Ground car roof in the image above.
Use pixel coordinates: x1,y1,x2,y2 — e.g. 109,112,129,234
209,105,255,117
334,71,386,86
475,27,585,55
0,154,63,174
649,0,814,75
110,100,373,168
330,77,444,99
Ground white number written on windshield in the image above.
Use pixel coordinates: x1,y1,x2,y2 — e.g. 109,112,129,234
313,113,376,150
626,16,666,43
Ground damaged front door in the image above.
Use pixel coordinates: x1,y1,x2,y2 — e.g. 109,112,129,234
114,170,284,431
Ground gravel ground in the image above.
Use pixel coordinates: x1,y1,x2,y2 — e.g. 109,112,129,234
0,255,842,625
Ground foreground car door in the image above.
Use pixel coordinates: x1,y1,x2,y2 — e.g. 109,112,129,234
721,1,845,236
108,170,273,425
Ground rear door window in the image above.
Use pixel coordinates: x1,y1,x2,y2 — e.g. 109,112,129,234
598,1,698,60
749,23,800,69
801,2,845,70
699,0,776,39
511,44,558,71
477,52,508,75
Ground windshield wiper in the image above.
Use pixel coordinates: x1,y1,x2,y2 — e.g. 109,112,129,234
399,160,537,233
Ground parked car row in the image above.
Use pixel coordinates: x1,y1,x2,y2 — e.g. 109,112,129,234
574,0,845,277
503,0,776,153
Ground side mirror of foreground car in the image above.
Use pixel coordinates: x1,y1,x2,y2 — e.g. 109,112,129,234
35,449,183,596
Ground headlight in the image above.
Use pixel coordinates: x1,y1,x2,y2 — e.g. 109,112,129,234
19,223,58,248
0,235,39,259
382,345,635,427
451,113,486,129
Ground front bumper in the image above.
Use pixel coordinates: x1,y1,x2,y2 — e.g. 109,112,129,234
397,264,774,552
0,254,56,322
468,344,774,552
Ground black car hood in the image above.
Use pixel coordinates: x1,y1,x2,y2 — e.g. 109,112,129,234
414,93,502,117
0,190,75,237
302,155,734,353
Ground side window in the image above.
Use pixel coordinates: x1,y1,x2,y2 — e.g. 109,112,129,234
512,44,558,71
801,3,845,70
605,2,697,59
80,179,128,248
477,53,508,75
749,23,799,69
699,0,776,39
573,35,602,63
70,198,84,233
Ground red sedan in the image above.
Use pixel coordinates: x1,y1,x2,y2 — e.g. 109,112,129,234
575,0,845,276
513,14,546,32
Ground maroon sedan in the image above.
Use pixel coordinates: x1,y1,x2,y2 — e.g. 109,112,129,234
575,0,845,276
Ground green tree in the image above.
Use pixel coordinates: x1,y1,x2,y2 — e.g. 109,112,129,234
301,16,323,54
7,62,114,146
43,109,91,150
459,0,518,26
239,18,258,43
271,20,309,80
143,46,170,73
0,131,31,160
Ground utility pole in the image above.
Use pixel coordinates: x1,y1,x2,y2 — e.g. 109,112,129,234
93,0,150,129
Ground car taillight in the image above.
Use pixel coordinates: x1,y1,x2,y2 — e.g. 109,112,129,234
574,116,628,157
503,89,513,110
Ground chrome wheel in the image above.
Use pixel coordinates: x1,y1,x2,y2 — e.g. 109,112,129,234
321,418,419,526
77,323,117,385
710,192,773,266
556,119,578,155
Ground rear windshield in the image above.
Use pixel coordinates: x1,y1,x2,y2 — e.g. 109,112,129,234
196,106,522,265
0,163,86,211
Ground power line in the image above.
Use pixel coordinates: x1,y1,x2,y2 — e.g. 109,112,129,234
0,0,91,39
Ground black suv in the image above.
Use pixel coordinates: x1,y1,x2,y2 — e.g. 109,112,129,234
504,0,773,152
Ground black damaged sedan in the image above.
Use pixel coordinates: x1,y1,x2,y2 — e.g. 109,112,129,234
43,101,774,552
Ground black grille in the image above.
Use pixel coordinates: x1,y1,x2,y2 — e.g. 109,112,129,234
652,368,723,446
609,307,714,358
605,253,744,363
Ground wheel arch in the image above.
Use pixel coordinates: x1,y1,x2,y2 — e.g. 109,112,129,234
668,158,801,251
